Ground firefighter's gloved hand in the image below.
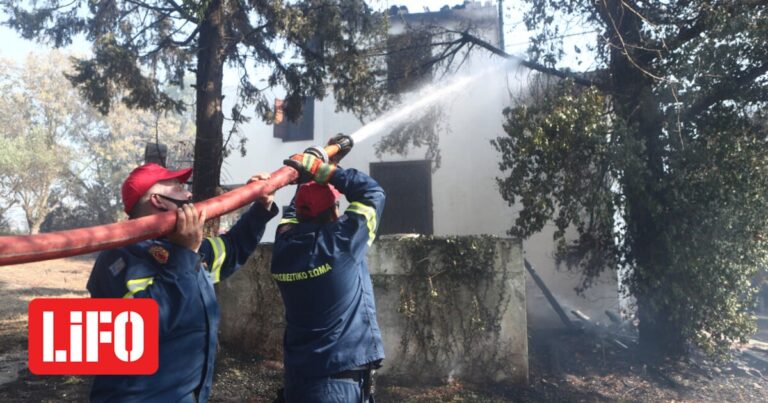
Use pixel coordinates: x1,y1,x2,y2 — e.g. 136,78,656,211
327,133,353,164
284,153,336,185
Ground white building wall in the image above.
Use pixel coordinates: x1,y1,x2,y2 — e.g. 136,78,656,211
223,5,619,327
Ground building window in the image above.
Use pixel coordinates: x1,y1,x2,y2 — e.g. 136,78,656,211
386,30,433,94
274,97,315,142
369,160,433,235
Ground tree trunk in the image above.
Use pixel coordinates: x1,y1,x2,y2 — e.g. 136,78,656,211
598,0,682,356
24,190,50,235
25,207,44,235
194,0,226,235
29,221,42,235
194,0,225,201
637,294,685,358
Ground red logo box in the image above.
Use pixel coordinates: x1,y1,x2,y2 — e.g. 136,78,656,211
28,298,158,375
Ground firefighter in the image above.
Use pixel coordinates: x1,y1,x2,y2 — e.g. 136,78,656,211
272,135,385,403
86,163,278,402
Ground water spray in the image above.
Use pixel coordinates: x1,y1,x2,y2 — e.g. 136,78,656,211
349,71,491,144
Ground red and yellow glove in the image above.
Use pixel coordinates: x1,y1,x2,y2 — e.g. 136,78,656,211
284,153,336,184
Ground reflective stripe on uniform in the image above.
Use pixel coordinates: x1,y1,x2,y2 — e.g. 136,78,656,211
207,237,226,284
123,276,155,298
280,217,299,225
346,201,377,245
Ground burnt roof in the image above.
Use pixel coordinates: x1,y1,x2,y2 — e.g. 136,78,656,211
388,1,498,26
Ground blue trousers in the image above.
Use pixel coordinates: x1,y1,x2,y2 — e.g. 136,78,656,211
283,375,364,403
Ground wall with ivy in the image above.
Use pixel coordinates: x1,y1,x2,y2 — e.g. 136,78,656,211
218,235,528,385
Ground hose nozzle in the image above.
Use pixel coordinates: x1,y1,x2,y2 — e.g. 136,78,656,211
325,133,354,163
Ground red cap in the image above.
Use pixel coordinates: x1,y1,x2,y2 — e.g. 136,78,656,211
295,182,341,220
121,163,193,214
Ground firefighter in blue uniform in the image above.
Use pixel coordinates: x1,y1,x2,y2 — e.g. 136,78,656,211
86,163,278,402
273,135,385,403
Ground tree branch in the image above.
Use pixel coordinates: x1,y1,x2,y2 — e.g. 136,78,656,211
128,10,172,44
684,59,768,120
163,0,196,22
456,30,604,89
665,13,708,52
141,25,199,58
124,0,177,16
228,7,291,77
640,1,764,63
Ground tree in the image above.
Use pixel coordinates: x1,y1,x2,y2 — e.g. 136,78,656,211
2,0,389,213
0,53,88,234
488,1,768,357
0,52,194,233
64,94,195,228
0,62,19,230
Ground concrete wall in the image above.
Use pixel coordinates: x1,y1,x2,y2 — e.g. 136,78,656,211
217,235,528,385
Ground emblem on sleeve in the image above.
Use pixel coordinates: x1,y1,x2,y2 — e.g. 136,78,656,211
108,258,126,276
148,246,170,264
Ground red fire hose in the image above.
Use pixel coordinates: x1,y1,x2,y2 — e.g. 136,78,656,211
0,143,344,267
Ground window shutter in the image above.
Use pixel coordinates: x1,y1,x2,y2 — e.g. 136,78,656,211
273,99,287,139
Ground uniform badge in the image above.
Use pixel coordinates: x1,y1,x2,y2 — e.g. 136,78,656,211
108,258,126,276
149,246,170,264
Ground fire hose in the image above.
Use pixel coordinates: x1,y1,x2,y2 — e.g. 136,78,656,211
0,137,353,267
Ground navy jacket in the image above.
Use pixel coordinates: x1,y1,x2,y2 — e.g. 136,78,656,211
271,167,386,378
87,202,278,402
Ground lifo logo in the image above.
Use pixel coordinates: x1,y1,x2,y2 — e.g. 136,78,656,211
28,298,158,375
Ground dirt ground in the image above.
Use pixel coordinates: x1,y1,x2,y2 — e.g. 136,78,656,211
1,257,767,402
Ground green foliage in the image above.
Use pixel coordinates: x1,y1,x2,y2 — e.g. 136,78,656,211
0,126,70,234
66,33,186,115
493,0,768,357
66,86,196,226
493,81,617,290
1,0,389,141
646,107,768,356
0,54,80,234
1,0,393,205
0,53,194,233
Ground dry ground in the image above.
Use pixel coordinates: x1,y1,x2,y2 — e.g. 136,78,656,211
1,257,766,402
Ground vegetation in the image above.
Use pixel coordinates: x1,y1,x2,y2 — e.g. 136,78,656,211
0,52,193,234
1,0,765,360
1,0,390,209
492,0,768,357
